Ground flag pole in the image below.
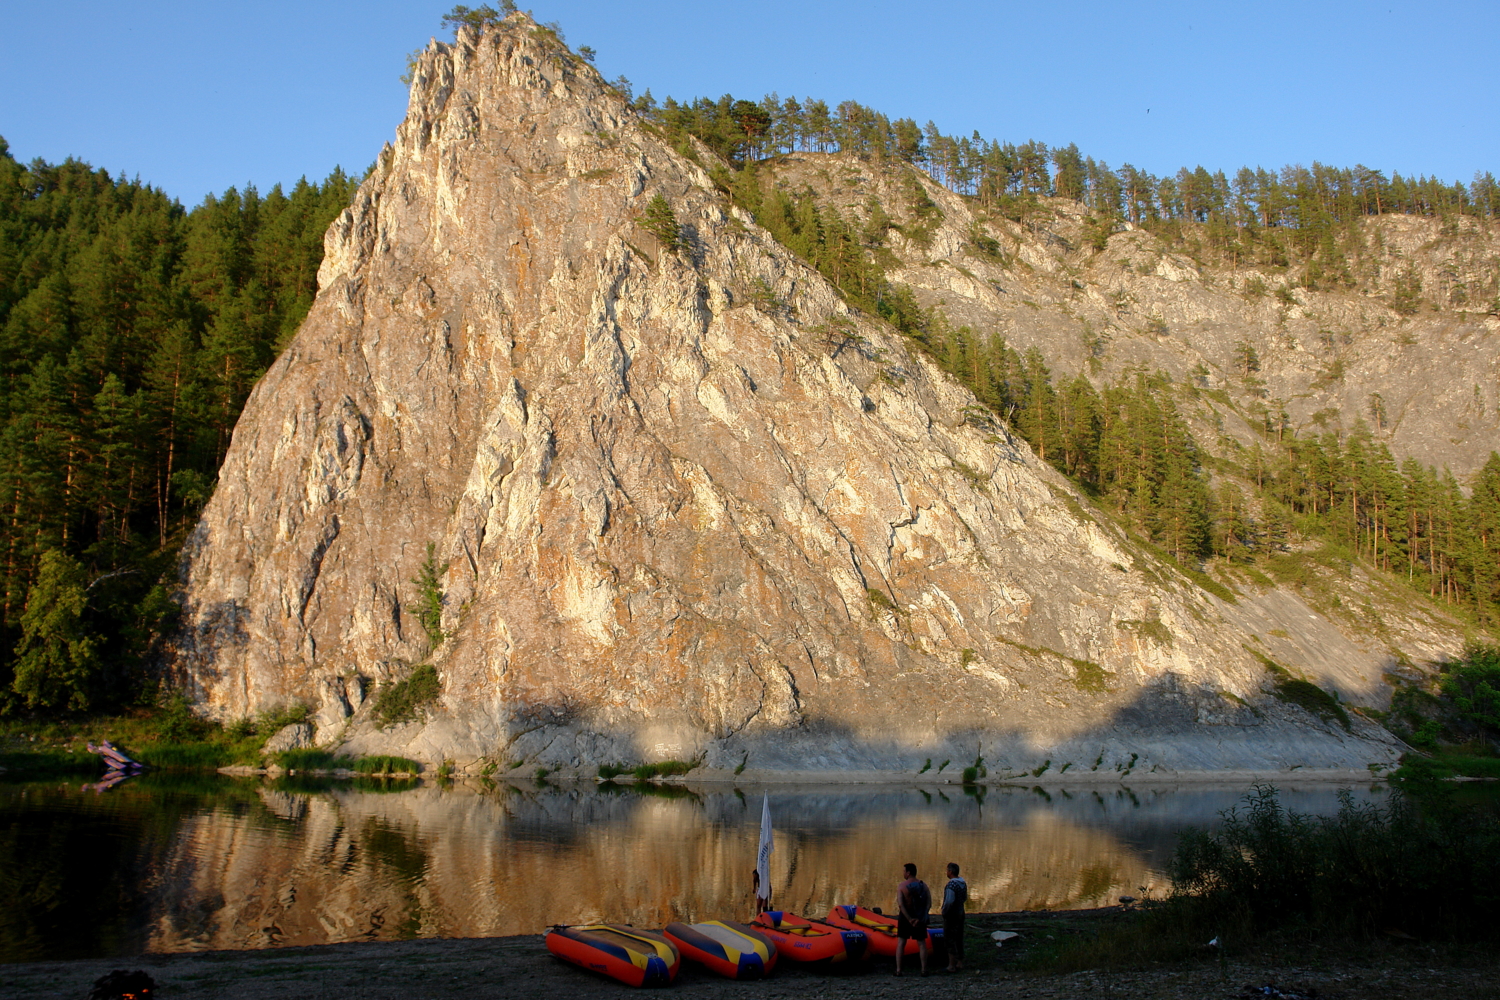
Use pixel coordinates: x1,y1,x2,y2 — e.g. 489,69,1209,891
755,793,773,915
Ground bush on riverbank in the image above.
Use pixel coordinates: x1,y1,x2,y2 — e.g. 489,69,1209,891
1024,784,1500,972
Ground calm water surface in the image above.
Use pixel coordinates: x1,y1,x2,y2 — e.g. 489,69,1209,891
0,774,1387,962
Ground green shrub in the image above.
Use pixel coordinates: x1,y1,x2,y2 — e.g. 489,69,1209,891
1170,784,1500,940
374,664,441,727
961,766,978,784
1441,642,1500,737
1028,784,1500,971
598,763,627,780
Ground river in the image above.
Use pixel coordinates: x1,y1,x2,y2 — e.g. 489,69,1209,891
0,773,1387,963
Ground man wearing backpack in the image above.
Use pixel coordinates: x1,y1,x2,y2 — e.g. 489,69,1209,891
894,862,931,976
942,862,969,972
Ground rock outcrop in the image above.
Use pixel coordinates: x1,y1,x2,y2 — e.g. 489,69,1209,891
169,15,1442,775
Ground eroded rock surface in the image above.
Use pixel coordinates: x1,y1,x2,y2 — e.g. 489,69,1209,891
169,15,1443,774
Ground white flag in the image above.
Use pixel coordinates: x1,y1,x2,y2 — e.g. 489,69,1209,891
756,793,773,903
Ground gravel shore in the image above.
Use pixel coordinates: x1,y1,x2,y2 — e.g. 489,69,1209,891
8,911,1494,1000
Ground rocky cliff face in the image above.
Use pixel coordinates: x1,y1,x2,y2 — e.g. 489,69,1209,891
758,154,1500,478
169,15,1444,775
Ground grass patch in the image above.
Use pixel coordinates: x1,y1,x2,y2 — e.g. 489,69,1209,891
274,748,348,770
351,755,422,775
374,664,441,727
1274,678,1351,730
1391,751,1500,783
1245,646,1350,729
866,587,897,616
1116,617,1174,646
632,759,697,780
950,461,991,490
1071,660,1111,693
997,637,1112,692
0,699,316,774
0,748,99,776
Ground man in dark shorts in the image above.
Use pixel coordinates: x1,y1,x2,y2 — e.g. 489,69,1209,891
894,862,931,976
942,862,968,971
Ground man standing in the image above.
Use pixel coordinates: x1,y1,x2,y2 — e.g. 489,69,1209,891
942,862,968,972
894,862,931,976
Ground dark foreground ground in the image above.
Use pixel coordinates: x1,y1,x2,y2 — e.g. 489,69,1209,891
7,911,1496,1000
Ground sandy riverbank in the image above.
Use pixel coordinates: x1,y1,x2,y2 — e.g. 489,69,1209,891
9,911,1493,1000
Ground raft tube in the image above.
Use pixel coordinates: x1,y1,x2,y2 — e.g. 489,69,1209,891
752,910,868,963
664,920,778,979
824,905,943,957
544,924,680,987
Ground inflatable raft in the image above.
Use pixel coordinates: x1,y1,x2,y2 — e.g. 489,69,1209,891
752,910,868,963
663,920,778,979
544,924,680,987
824,905,943,957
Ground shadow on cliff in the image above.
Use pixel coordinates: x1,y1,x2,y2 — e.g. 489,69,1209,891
712,667,1395,777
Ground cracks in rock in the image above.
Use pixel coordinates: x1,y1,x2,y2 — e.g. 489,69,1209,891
297,514,342,627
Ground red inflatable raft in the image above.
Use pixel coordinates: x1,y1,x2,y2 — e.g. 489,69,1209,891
664,920,778,979
824,905,942,957
544,924,680,987
752,910,868,964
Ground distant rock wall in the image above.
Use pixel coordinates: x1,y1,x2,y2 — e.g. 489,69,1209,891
762,154,1500,478
168,15,1436,774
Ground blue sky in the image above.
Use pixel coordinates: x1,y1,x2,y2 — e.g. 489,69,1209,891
3,1,1496,206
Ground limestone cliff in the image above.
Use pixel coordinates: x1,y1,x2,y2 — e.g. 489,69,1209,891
169,15,1433,776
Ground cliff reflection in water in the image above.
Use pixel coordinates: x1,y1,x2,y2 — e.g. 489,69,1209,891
140,779,1383,954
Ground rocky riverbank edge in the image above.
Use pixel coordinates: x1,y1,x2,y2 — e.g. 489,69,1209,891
7,910,1496,1000
214,762,1391,787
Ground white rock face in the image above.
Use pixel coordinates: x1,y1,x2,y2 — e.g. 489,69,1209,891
262,723,313,754
168,16,1429,775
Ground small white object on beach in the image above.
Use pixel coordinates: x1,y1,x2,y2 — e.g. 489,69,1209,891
991,930,1019,947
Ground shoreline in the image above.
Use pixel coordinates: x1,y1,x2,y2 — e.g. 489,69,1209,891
6,911,1495,1000
212,762,1391,787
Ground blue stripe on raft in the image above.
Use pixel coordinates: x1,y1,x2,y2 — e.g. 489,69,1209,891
643,955,671,987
